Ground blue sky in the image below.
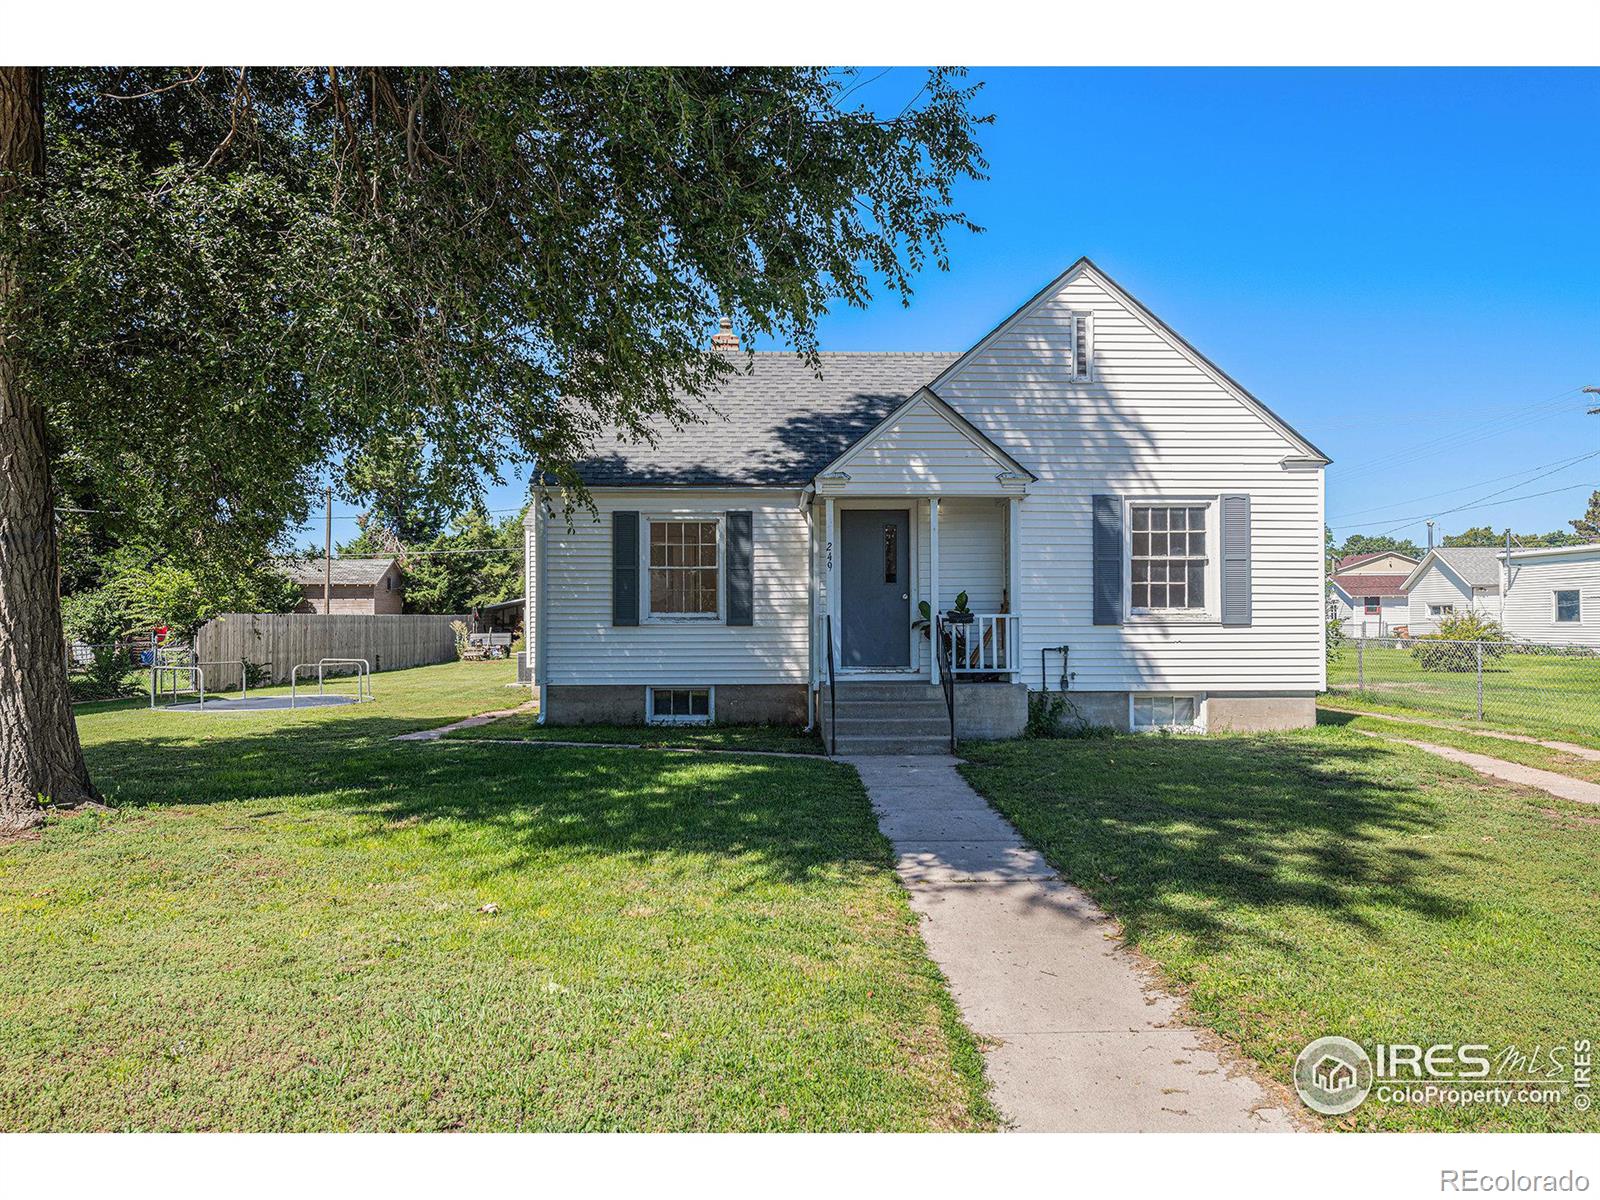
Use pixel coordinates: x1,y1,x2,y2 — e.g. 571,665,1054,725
312,68,1600,551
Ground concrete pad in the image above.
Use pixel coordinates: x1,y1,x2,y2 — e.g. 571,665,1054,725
842,753,1300,1133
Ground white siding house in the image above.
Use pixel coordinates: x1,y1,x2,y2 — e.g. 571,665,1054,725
1402,548,1504,634
1496,544,1600,647
525,258,1329,743
1327,552,1416,636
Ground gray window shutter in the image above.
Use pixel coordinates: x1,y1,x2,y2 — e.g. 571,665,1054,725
1092,494,1123,625
612,511,639,626
1220,493,1252,626
725,511,753,626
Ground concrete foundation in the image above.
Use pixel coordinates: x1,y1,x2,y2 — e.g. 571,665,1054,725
1041,690,1317,733
541,683,806,727
954,682,1029,740
1205,692,1317,732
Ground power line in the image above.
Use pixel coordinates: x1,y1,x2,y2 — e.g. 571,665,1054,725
1334,386,1587,484
1327,448,1600,521
1334,479,1600,537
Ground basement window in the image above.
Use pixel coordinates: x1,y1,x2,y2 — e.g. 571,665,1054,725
648,686,712,725
1131,694,1201,733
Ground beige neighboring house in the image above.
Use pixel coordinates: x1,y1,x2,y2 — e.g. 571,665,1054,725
283,557,405,615
1327,550,1417,636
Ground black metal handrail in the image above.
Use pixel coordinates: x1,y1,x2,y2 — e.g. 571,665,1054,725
935,615,957,754
824,614,838,756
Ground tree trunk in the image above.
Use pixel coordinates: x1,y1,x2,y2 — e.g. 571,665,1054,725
1,66,98,832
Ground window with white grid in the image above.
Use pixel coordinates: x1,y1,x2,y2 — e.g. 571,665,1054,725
647,519,719,618
1130,503,1209,612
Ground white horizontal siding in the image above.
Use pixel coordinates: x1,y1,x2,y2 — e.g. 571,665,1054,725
1501,551,1600,646
934,267,1325,692
832,398,1012,493
541,489,809,685
1406,564,1475,634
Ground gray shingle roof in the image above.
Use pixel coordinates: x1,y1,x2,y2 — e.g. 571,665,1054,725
573,352,960,487
1430,547,1504,587
280,557,398,587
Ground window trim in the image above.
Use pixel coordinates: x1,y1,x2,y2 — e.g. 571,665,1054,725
646,685,715,725
1363,595,1381,615
1426,602,1456,618
1123,496,1221,623
1128,692,1206,733
641,513,723,623
1553,589,1582,624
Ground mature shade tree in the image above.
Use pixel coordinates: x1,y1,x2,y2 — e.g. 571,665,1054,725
0,67,989,830
1569,490,1600,542
1331,533,1425,562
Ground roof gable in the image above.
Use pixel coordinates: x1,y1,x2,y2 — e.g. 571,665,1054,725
926,257,1329,466
815,390,1033,493
1401,547,1504,592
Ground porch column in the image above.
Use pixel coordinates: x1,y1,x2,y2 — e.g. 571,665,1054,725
1008,495,1022,680
929,495,940,684
825,496,839,670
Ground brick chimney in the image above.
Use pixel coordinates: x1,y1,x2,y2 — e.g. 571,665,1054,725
711,317,739,352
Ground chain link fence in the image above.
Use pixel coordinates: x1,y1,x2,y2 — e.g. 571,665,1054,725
1326,634,1600,742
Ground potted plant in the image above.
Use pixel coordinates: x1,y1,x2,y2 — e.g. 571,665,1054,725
912,590,973,639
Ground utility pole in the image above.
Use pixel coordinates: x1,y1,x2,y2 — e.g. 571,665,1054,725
1583,385,1599,415
1426,519,1436,551
323,486,333,615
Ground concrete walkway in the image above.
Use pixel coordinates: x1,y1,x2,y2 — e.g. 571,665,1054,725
1350,730,1600,806
1321,705,1600,762
846,755,1298,1132
393,701,537,741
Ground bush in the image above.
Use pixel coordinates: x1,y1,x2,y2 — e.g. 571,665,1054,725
1326,615,1344,666
1411,611,1510,672
450,620,470,660
1024,690,1115,739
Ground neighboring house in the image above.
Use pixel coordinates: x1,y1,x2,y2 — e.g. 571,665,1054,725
282,557,405,615
1327,551,1417,636
1401,547,1503,634
523,258,1329,747
1495,543,1600,647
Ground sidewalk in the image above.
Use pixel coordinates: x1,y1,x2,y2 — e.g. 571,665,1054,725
846,754,1299,1132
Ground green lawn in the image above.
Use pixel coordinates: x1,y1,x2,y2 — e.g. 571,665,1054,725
959,729,1600,1132
0,661,993,1131
1326,642,1600,746
1318,708,1600,785
445,714,824,755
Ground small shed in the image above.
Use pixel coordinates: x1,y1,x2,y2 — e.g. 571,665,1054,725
283,557,405,616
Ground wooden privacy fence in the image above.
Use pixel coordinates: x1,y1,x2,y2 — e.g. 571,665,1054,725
192,613,466,690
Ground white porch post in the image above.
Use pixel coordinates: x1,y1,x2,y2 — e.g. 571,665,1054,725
929,495,941,684
825,496,839,669
1008,495,1022,680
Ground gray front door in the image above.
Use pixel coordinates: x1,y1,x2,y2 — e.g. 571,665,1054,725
841,509,911,669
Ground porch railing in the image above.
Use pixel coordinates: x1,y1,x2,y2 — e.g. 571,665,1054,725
944,613,1020,676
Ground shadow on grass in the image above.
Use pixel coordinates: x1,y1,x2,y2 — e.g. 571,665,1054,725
79,712,877,887
960,732,1480,957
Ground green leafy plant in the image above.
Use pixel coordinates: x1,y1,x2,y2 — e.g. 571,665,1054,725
912,590,972,640
1412,611,1511,671
1326,614,1344,666
449,620,471,660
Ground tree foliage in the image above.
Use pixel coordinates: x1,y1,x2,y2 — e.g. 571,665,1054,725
1569,490,1600,542
1442,525,1588,549
6,67,989,581
1330,533,1424,562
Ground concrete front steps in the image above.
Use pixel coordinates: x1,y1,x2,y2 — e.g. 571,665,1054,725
820,680,953,755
